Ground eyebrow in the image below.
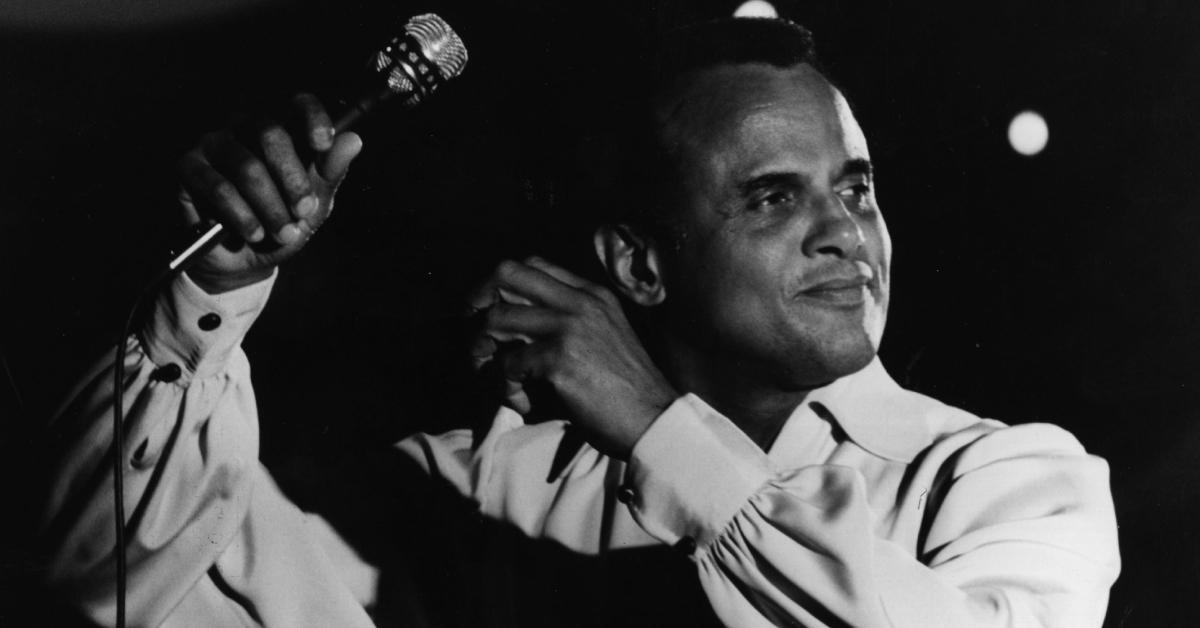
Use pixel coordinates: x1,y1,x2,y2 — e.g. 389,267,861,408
839,158,874,179
735,158,875,197
736,172,805,197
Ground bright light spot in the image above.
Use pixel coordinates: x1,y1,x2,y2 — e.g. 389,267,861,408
734,1,778,18
1007,110,1049,156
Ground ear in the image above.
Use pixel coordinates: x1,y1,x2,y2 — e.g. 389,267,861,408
593,223,667,307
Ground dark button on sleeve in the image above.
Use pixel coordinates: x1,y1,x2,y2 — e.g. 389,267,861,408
674,536,697,556
150,363,182,383
197,313,222,331
616,485,637,505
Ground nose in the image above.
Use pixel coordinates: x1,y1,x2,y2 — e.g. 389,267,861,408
800,194,865,258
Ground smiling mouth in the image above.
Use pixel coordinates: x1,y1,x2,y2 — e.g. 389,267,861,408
797,277,873,307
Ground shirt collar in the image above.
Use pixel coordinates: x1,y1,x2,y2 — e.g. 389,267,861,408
802,357,933,463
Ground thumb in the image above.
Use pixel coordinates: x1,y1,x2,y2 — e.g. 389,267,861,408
318,131,363,184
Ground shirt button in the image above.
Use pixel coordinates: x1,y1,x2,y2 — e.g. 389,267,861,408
198,313,222,331
151,363,182,383
674,536,697,556
616,485,636,505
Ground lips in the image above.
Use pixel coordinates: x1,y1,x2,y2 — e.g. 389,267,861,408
806,276,869,292
796,265,876,306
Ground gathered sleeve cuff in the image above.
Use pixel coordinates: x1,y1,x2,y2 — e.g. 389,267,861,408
618,395,1118,627
622,394,775,547
141,270,277,380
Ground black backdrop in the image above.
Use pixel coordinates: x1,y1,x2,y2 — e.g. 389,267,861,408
2,0,1199,625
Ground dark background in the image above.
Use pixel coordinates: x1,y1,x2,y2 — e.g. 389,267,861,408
2,0,1198,625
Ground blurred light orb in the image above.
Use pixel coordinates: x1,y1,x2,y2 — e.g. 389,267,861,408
734,1,778,18
1008,110,1049,156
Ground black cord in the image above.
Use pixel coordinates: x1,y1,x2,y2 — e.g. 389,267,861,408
112,268,171,628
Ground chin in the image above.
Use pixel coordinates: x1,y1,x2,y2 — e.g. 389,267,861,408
817,344,876,380
775,325,880,390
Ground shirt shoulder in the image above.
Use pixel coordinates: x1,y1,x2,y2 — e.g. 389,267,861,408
825,359,1090,464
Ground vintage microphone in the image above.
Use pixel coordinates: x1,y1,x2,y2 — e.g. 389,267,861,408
111,13,467,627
167,13,469,272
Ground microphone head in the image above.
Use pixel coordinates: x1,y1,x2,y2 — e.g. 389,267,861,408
405,14,469,80
371,13,468,107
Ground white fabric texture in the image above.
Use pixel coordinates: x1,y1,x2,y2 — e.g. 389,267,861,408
40,273,1120,627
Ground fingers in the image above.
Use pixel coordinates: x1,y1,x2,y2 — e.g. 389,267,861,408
503,382,532,415
469,334,535,416
468,302,559,368
488,302,562,341
258,123,317,221
202,132,296,243
318,131,363,187
465,258,616,418
465,257,613,326
178,189,202,228
524,256,590,289
497,342,555,386
178,146,265,243
292,92,334,153
466,277,533,315
185,105,353,248
491,260,585,310
291,92,364,194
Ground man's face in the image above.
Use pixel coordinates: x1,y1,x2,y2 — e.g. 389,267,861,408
654,62,891,390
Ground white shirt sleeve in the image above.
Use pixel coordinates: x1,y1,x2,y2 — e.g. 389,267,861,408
40,270,390,627
41,271,266,625
623,394,1120,628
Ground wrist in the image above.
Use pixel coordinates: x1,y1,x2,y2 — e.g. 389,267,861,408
186,266,275,295
615,381,679,460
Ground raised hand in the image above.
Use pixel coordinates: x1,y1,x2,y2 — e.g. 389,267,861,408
177,93,363,293
468,257,678,459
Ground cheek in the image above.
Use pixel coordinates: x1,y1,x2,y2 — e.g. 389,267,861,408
669,229,784,321
864,213,892,283
705,236,793,323
864,215,892,339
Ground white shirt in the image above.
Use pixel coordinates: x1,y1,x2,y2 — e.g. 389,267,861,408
40,272,1120,627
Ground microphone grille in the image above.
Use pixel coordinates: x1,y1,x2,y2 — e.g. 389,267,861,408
405,13,469,81
369,13,468,106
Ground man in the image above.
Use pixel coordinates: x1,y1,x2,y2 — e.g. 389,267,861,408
40,17,1119,627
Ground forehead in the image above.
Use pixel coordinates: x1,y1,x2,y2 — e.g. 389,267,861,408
657,63,868,174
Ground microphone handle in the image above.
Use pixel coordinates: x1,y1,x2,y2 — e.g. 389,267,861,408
167,84,399,274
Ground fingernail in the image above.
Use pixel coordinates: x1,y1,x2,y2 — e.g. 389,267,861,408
295,195,318,219
276,223,303,244
312,127,334,150
248,226,265,243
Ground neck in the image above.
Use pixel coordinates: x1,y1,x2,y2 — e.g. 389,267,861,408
657,336,813,452
703,386,808,452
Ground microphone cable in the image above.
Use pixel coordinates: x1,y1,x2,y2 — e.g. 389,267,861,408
111,267,171,628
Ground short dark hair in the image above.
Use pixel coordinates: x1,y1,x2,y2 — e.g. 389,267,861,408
579,18,826,243
651,17,820,85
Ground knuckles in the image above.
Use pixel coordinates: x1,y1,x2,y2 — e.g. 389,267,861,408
283,170,311,195
495,259,521,282
582,283,608,301
236,160,271,187
208,181,239,205
257,124,290,153
483,303,508,329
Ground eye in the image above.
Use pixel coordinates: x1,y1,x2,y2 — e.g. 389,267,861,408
838,181,870,198
750,190,796,211
837,180,874,208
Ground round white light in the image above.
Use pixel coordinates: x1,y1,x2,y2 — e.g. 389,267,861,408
1007,110,1049,156
734,1,778,18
